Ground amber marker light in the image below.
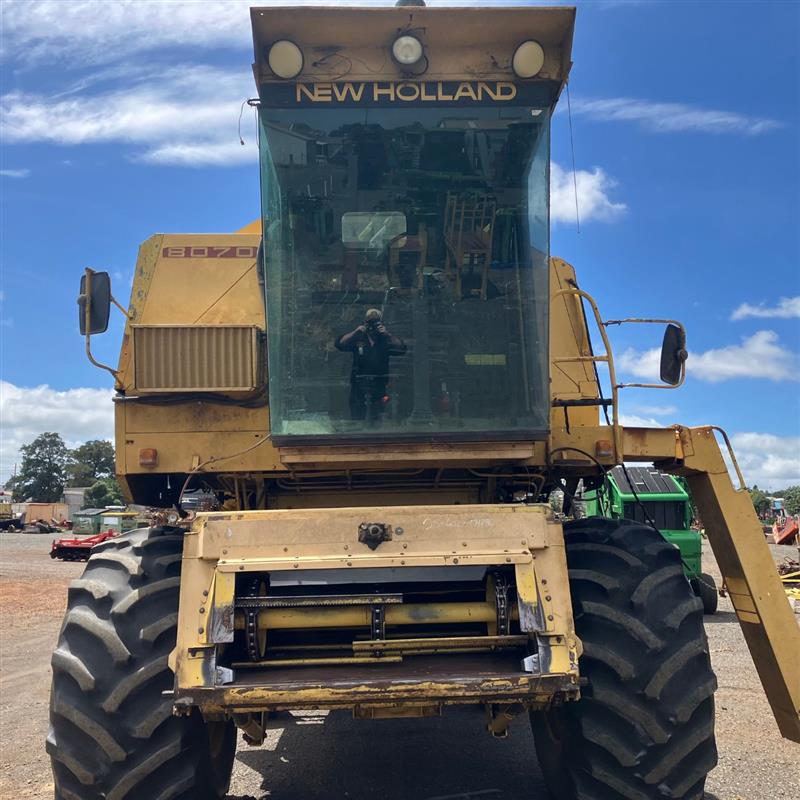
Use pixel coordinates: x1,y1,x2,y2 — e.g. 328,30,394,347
595,440,614,459
139,448,159,468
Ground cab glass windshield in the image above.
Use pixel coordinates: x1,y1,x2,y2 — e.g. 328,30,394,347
259,98,550,442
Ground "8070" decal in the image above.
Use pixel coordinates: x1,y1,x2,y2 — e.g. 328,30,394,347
162,246,258,259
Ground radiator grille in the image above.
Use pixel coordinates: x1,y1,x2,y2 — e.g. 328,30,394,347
132,325,262,393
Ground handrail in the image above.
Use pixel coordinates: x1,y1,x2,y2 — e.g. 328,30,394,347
709,425,747,491
552,287,621,460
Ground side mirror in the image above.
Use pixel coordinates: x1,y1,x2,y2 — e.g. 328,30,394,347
660,323,688,386
78,270,111,335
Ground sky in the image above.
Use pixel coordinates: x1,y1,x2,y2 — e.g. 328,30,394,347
1,0,798,489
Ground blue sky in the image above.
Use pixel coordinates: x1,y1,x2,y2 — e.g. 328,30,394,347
1,0,798,488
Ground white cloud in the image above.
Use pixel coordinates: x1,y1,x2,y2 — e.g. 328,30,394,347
1,0,543,67
142,138,257,167
551,163,627,224
729,433,800,490
619,413,661,428
0,168,29,178
1,1,252,67
571,96,782,136
630,404,678,417
1,65,257,167
731,296,800,321
618,330,799,383
0,381,114,485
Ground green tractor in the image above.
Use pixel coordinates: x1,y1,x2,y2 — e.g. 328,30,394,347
581,466,719,614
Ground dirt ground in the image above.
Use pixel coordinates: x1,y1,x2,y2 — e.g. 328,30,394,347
1,531,797,800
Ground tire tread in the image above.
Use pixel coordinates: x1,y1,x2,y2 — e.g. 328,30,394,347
531,517,717,800
48,526,235,800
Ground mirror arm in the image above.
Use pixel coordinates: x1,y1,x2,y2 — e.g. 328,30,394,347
110,295,130,318
616,378,685,390
602,317,687,390
84,332,120,384
604,317,684,328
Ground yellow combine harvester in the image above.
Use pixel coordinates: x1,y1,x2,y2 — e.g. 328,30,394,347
50,3,799,799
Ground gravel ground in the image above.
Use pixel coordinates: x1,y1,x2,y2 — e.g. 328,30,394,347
1,531,797,800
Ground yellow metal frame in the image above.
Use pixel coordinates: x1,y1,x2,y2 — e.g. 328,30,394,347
171,503,581,713
662,427,800,742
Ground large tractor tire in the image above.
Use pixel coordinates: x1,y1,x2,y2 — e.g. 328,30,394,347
47,526,236,800
531,518,717,800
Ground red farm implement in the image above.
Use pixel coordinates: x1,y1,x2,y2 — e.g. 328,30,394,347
50,530,118,561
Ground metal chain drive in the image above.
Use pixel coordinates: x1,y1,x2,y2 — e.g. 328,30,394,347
491,571,511,636
243,576,265,662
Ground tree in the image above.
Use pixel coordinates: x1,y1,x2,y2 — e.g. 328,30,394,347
68,440,115,487
6,432,70,502
748,486,770,517
781,486,800,516
84,477,124,509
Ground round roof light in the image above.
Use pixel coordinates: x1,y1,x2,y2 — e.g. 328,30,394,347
392,34,424,66
512,40,545,79
268,40,304,79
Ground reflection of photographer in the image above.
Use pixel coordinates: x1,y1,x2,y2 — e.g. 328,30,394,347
335,309,406,421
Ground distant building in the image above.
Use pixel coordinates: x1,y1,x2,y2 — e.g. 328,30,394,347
63,487,90,521
265,123,317,166
769,497,785,515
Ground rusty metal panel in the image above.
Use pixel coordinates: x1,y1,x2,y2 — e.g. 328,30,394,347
132,325,261,393
203,670,579,712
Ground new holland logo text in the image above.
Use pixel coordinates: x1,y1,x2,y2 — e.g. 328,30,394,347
295,81,517,104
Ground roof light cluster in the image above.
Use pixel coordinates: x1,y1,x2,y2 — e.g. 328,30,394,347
265,37,545,80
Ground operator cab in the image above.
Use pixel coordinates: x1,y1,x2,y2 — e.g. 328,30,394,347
253,4,575,444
